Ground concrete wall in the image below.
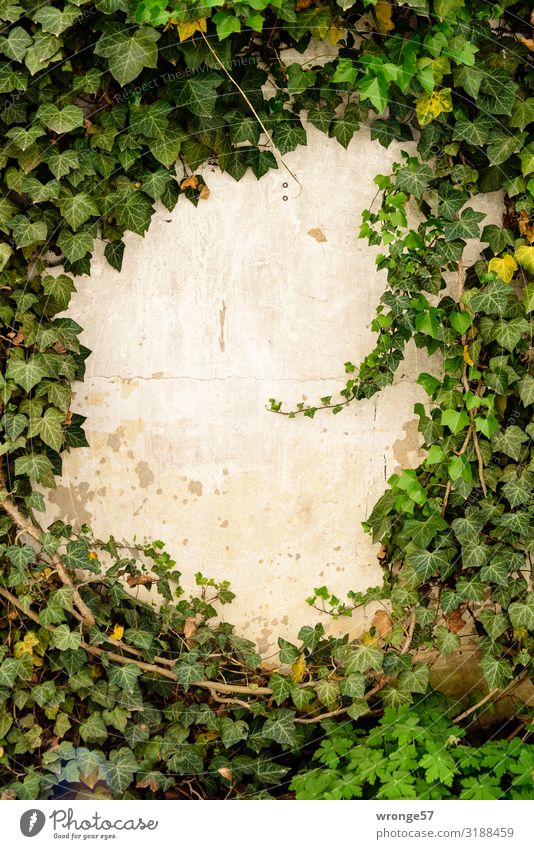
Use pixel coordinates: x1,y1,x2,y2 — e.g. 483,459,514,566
44,122,503,654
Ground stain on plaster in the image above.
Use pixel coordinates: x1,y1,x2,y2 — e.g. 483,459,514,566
188,480,203,496
135,461,155,488
219,299,227,353
48,482,95,526
308,227,327,242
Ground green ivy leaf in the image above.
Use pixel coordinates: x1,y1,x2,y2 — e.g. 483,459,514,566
261,709,298,748
50,625,82,651
480,655,513,689
95,25,160,85
108,664,142,693
36,104,84,134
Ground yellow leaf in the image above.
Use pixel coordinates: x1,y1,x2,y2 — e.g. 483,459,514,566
328,23,345,44
374,0,394,33
32,653,43,667
14,632,39,657
488,254,517,283
0,747,4,757
177,17,207,42
415,88,453,126
89,663,102,680
111,624,124,640
463,345,475,366
88,551,99,561
361,629,377,646
291,654,307,684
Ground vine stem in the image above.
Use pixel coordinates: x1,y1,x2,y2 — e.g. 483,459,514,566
200,32,301,190
294,678,387,725
452,672,528,723
0,473,95,627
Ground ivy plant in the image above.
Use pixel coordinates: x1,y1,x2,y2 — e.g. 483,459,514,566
0,0,534,799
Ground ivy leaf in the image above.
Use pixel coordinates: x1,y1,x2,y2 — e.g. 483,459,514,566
339,672,366,698
347,699,371,720
57,228,94,263
50,625,82,651
28,406,64,452
441,409,469,435
346,645,384,673
6,354,48,392
31,4,80,35
79,712,108,744
443,208,485,241
492,426,529,461
470,280,512,316
172,73,222,118
395,163,433,197
173,655,205,690
62,539,91,570
488,255,517,284
397,663,429,695
315,679,339,708
5,544,34,569
407,549,449,581
478,610,509,641
515,246,534,276
59,193,99,230
510,98,534,132
508,595,534,631
272,122,307,156
286,63,316,95
434,626,461,655
452,113,493,147
1,411,27,440
278,638,299,664
358,74,389,114
108,664,142,693
36,104,84,134
9,215,47,248
0,26,32,62
0,658,19,687
261,709,298,748
480,655,513,689
438,183,468,220
330,104,361,149
415,88,453,126
95,25,160,85
269,673,293,705
14,453,53,481
517,375,534,407
104,240,125,272
115,191,154,236
491,318,529,352
481,225,515,255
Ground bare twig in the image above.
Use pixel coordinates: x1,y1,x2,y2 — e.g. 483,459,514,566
200,32,301,190
0,476,95,627
453,674,527,723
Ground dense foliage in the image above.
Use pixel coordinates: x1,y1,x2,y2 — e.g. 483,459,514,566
292,695,534,800
0,0,533,799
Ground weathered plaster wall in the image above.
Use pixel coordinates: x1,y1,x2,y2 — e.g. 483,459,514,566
44,122,503,654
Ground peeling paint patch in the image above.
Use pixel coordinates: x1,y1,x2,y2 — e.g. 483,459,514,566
308,227,327,242
48,482,95,526
135,461,154,488
188,480,203,496
392,418,423,471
